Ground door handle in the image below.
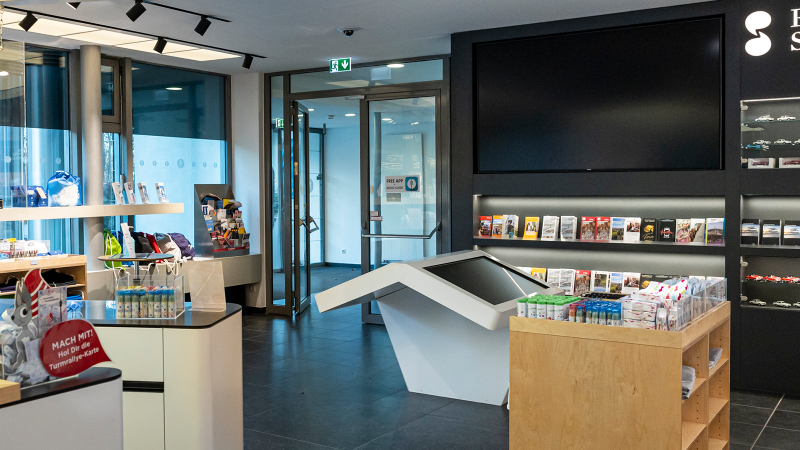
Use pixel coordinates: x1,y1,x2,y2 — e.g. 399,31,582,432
308,216,319,233
361,222,441,239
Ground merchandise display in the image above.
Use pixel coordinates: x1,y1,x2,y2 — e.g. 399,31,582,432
739,218,800,246
46,171,82,207
114,274,185,320
514,277,726,332
479,214,724,244
200,194,251,251
742,99,800,169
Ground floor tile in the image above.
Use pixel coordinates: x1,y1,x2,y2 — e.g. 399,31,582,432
767,410,800,431
371,390,454,414
730,445,752,450
730,422,766,446
243,329,269,340
354,414,508,450
296,348,364,364
732,404,775,427
779,395,800,413
429,399,509,427
732,389,783,409
754,426,800,449
244,429,337,450
243,367,296,386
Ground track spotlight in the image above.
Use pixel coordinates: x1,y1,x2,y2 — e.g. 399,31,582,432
126,0,146,22
67,2,81,9
242,54,253,69
154,37,167,54
19,12,38,32
195,16,211,36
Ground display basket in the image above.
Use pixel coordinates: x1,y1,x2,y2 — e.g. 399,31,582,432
114,274,184,320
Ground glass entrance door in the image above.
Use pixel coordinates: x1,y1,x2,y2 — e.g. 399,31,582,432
292,101,313,314
361,93,441,323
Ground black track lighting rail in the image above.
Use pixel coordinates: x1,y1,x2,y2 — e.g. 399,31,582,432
2,5,265,60
140,1,230,23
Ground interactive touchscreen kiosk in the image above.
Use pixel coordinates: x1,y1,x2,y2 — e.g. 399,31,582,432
315,250,562,405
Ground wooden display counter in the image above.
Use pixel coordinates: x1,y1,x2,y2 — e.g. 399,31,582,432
510,302,731,450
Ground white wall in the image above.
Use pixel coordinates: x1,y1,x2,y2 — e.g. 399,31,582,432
324,126,361,265
231,72,267,307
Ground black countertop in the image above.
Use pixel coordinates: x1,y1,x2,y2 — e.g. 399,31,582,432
0,367,122,410
83,302,242,329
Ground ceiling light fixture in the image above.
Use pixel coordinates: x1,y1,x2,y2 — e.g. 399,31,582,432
166,87,182,90
0,71,9,77
194,15,211,36
19,12,38,32
411,122,419,125
387,63,404,68
308,109,314,111
242,54,253,69
67,2,81,10
126,0,146,22
153,36,167,54
345,113,356,117
382,118,392,121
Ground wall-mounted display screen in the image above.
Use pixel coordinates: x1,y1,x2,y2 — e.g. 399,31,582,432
475,18,722,173
423,256,549,305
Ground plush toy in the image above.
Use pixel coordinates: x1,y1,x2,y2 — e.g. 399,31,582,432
1,269,48,380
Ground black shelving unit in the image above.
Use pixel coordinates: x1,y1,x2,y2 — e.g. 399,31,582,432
740,245,800,258
473,237,727,255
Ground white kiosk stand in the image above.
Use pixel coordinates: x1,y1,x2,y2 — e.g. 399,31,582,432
315,250,562,405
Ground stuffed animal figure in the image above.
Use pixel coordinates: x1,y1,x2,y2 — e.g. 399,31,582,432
1,269,47,380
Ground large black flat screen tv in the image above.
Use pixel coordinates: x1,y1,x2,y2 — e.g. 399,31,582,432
475,18,722,173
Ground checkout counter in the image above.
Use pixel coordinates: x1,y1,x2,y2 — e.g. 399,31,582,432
315,250,561,405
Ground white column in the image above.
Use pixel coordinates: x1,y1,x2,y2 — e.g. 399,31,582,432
80,45,104,271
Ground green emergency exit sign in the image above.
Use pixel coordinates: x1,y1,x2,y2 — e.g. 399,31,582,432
276,119,284,128
330,58,351,73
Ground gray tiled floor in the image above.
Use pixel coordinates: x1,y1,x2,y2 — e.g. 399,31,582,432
241,298,509,450
731,389,800,449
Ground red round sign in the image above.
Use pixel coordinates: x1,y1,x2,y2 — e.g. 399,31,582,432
40,319,111,378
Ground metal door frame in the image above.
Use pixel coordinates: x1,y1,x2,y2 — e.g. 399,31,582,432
292,101,312,315
359,89,444,324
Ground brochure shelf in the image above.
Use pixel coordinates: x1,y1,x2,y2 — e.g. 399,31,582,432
509,302,730,450
740,244,800,258
474,237,726,255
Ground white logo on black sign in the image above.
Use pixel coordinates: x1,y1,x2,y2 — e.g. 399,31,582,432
745,11,772,56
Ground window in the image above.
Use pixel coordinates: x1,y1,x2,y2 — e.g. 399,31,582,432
1,42,74,252
131,62,227,239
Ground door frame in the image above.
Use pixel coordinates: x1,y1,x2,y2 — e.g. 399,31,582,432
265,58,450,316
292,101,312,315
359,90,444,324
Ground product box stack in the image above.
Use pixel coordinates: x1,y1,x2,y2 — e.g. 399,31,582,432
621,297,660,330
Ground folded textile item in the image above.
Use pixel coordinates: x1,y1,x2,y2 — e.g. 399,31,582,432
41,269,76,287
0,276,19,293
709,348,723,369
682,365,696,399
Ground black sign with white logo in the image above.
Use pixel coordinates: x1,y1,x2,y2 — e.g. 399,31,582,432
742,0,800,98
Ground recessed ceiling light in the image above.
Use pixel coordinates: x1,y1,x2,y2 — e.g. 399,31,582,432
382,118,392,121
166,87,182,91
308,109,314,111
0,71,9,77
64,30,150,46
411,122,419,125
167,48,239,61
387,64,404,68
345,113,356,117
117,40,197,54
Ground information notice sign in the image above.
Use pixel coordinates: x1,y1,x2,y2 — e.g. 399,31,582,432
40,320,111,378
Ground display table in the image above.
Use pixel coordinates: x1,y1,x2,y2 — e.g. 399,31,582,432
85,302,243,450
316,251,560,405
0,367,123,449
509,302,731,450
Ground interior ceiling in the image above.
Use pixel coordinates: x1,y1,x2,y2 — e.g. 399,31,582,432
2,0,707,75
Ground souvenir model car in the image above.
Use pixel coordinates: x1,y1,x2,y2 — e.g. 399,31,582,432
753,140,772,145
795,139,800,145
751,160,770,166
764,275,783,282
746,275,764,281
794,302,800,308
745,144,763,150
783,160,800,166
782,277,800,283
778,115,796,121
774,301,792,308
756,115,775,122
775,139,793,144
749,299,767,306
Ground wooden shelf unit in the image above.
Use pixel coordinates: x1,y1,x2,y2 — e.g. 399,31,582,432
0,255,87,300
509,301,731,450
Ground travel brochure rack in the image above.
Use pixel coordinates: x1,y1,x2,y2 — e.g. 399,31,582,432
509,301,731,450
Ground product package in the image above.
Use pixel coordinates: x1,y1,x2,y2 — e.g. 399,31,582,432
762,219,782,245
741,218,761,245
595,217,611,241
504,215,519,239
559,269,576,295
523,217,540,239
705,218,724,245
622,272,641,295
47,171,82,206
155,182,169,203
624,218,641,241
658,219,676,242
112,182,125,205
479,216,492,236
541,216,560,240
574,270,591,296
546,268,562,288
491,215,504,238
690,218,706,243
580,217,597,240
531,267,547,282
641,218,657,241
675,219,692,243
609,272,624,294
124,182,137,204
560,216,577,241
611,217,626,241
591,270,609,293
137,183,151,204
784,220,800,246
748,158,775,169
